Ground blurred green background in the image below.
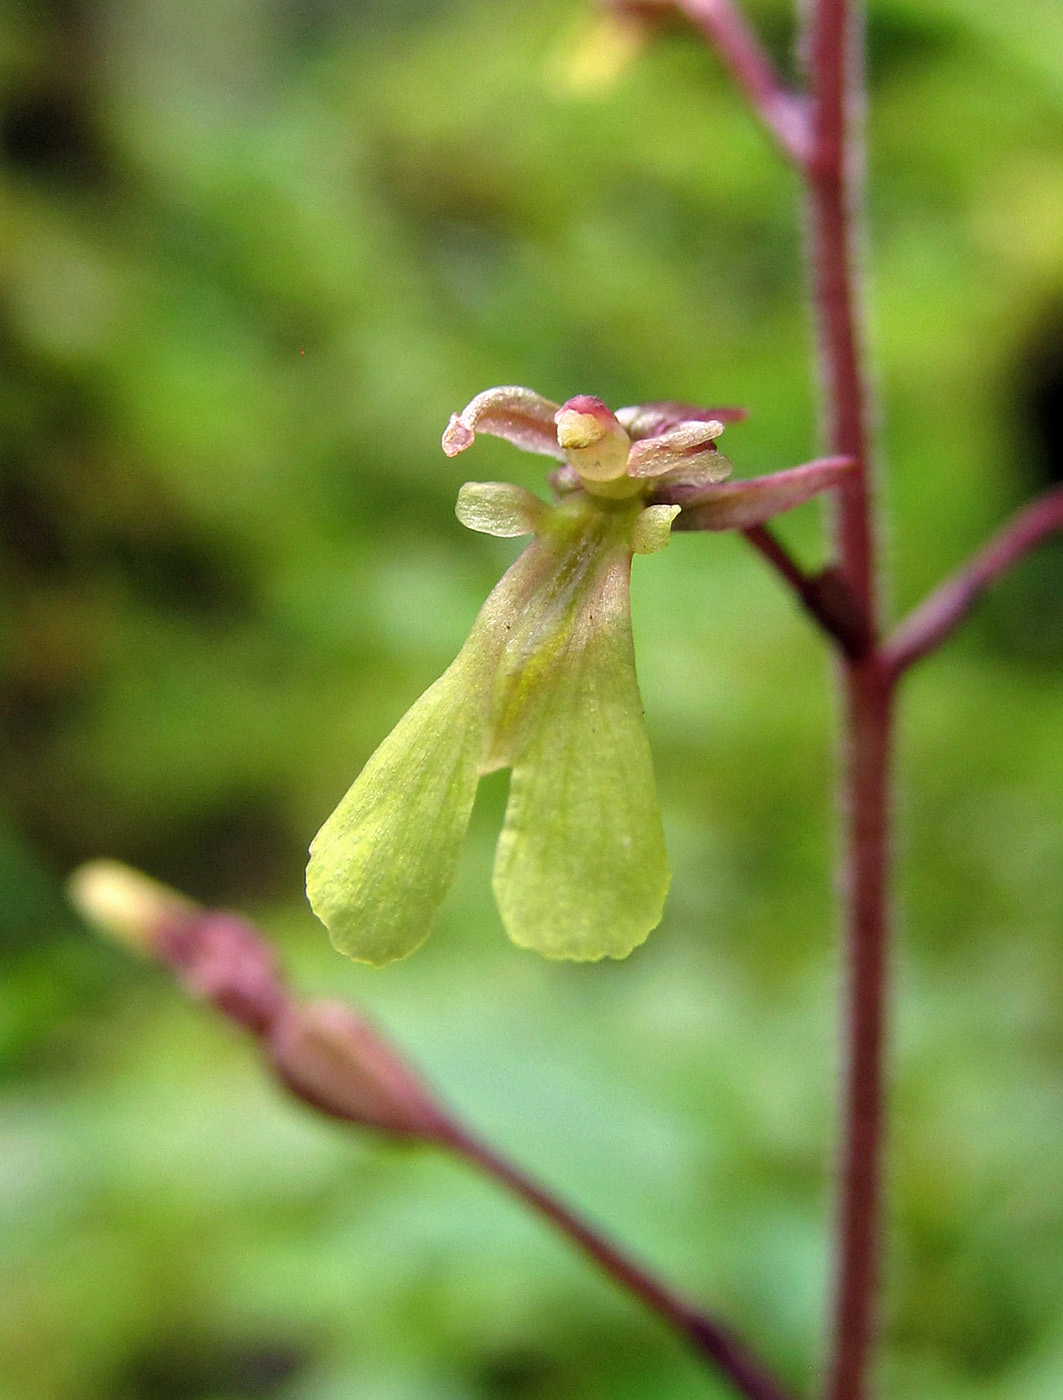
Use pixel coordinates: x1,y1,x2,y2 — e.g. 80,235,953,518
2,0,1063,1396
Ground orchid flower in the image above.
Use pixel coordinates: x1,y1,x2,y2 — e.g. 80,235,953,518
306,387,850,966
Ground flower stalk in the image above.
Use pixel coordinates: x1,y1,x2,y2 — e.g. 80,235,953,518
679,0,1061,1393
70,860,799,1400
882,484,1063,678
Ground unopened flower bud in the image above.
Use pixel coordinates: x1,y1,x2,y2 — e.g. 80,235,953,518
268,1001,453,1141
70,860,286,1035
68,860,196,955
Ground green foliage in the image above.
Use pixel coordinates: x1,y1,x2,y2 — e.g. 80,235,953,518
2,0,1063,1397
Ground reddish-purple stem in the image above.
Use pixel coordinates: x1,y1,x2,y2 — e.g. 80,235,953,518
680,0,1057,1394
700,0,890,1392
669,0,811,162
828,661,892,1400
802,2,891,1397
742,522,813,593
805,0,875,618
452,1130,799,1400
682,2,889,1391
742,524,870,657
135,895,799,1400
882,486,1063,678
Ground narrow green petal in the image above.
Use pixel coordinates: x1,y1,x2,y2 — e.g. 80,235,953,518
306,657,488,965
492,548,670,960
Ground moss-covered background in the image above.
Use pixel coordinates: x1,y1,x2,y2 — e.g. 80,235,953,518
2,1,1063,1396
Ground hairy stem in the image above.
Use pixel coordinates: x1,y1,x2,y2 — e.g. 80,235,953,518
688,0,887,1389
669,0,810,162
828,662,893,1400
742,524,870,657
71,863,798,1400
683,0,1060,1394
803,1,889,1396
806,0,875,621
451,1129,800,1400
882,486,1063,677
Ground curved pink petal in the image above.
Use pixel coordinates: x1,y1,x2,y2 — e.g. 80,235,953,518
443,386,565,461
616,401,748,440
627,421,731,480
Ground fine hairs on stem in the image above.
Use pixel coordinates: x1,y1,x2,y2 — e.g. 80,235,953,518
672,0,1061,1394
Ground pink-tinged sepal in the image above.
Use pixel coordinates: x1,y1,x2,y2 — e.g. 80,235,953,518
654,451,735,490
617,401,748,440
626,419,731,484
442,386,565,461
666,456,855,530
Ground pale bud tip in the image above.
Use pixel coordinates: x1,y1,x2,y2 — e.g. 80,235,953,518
68,860,197,954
